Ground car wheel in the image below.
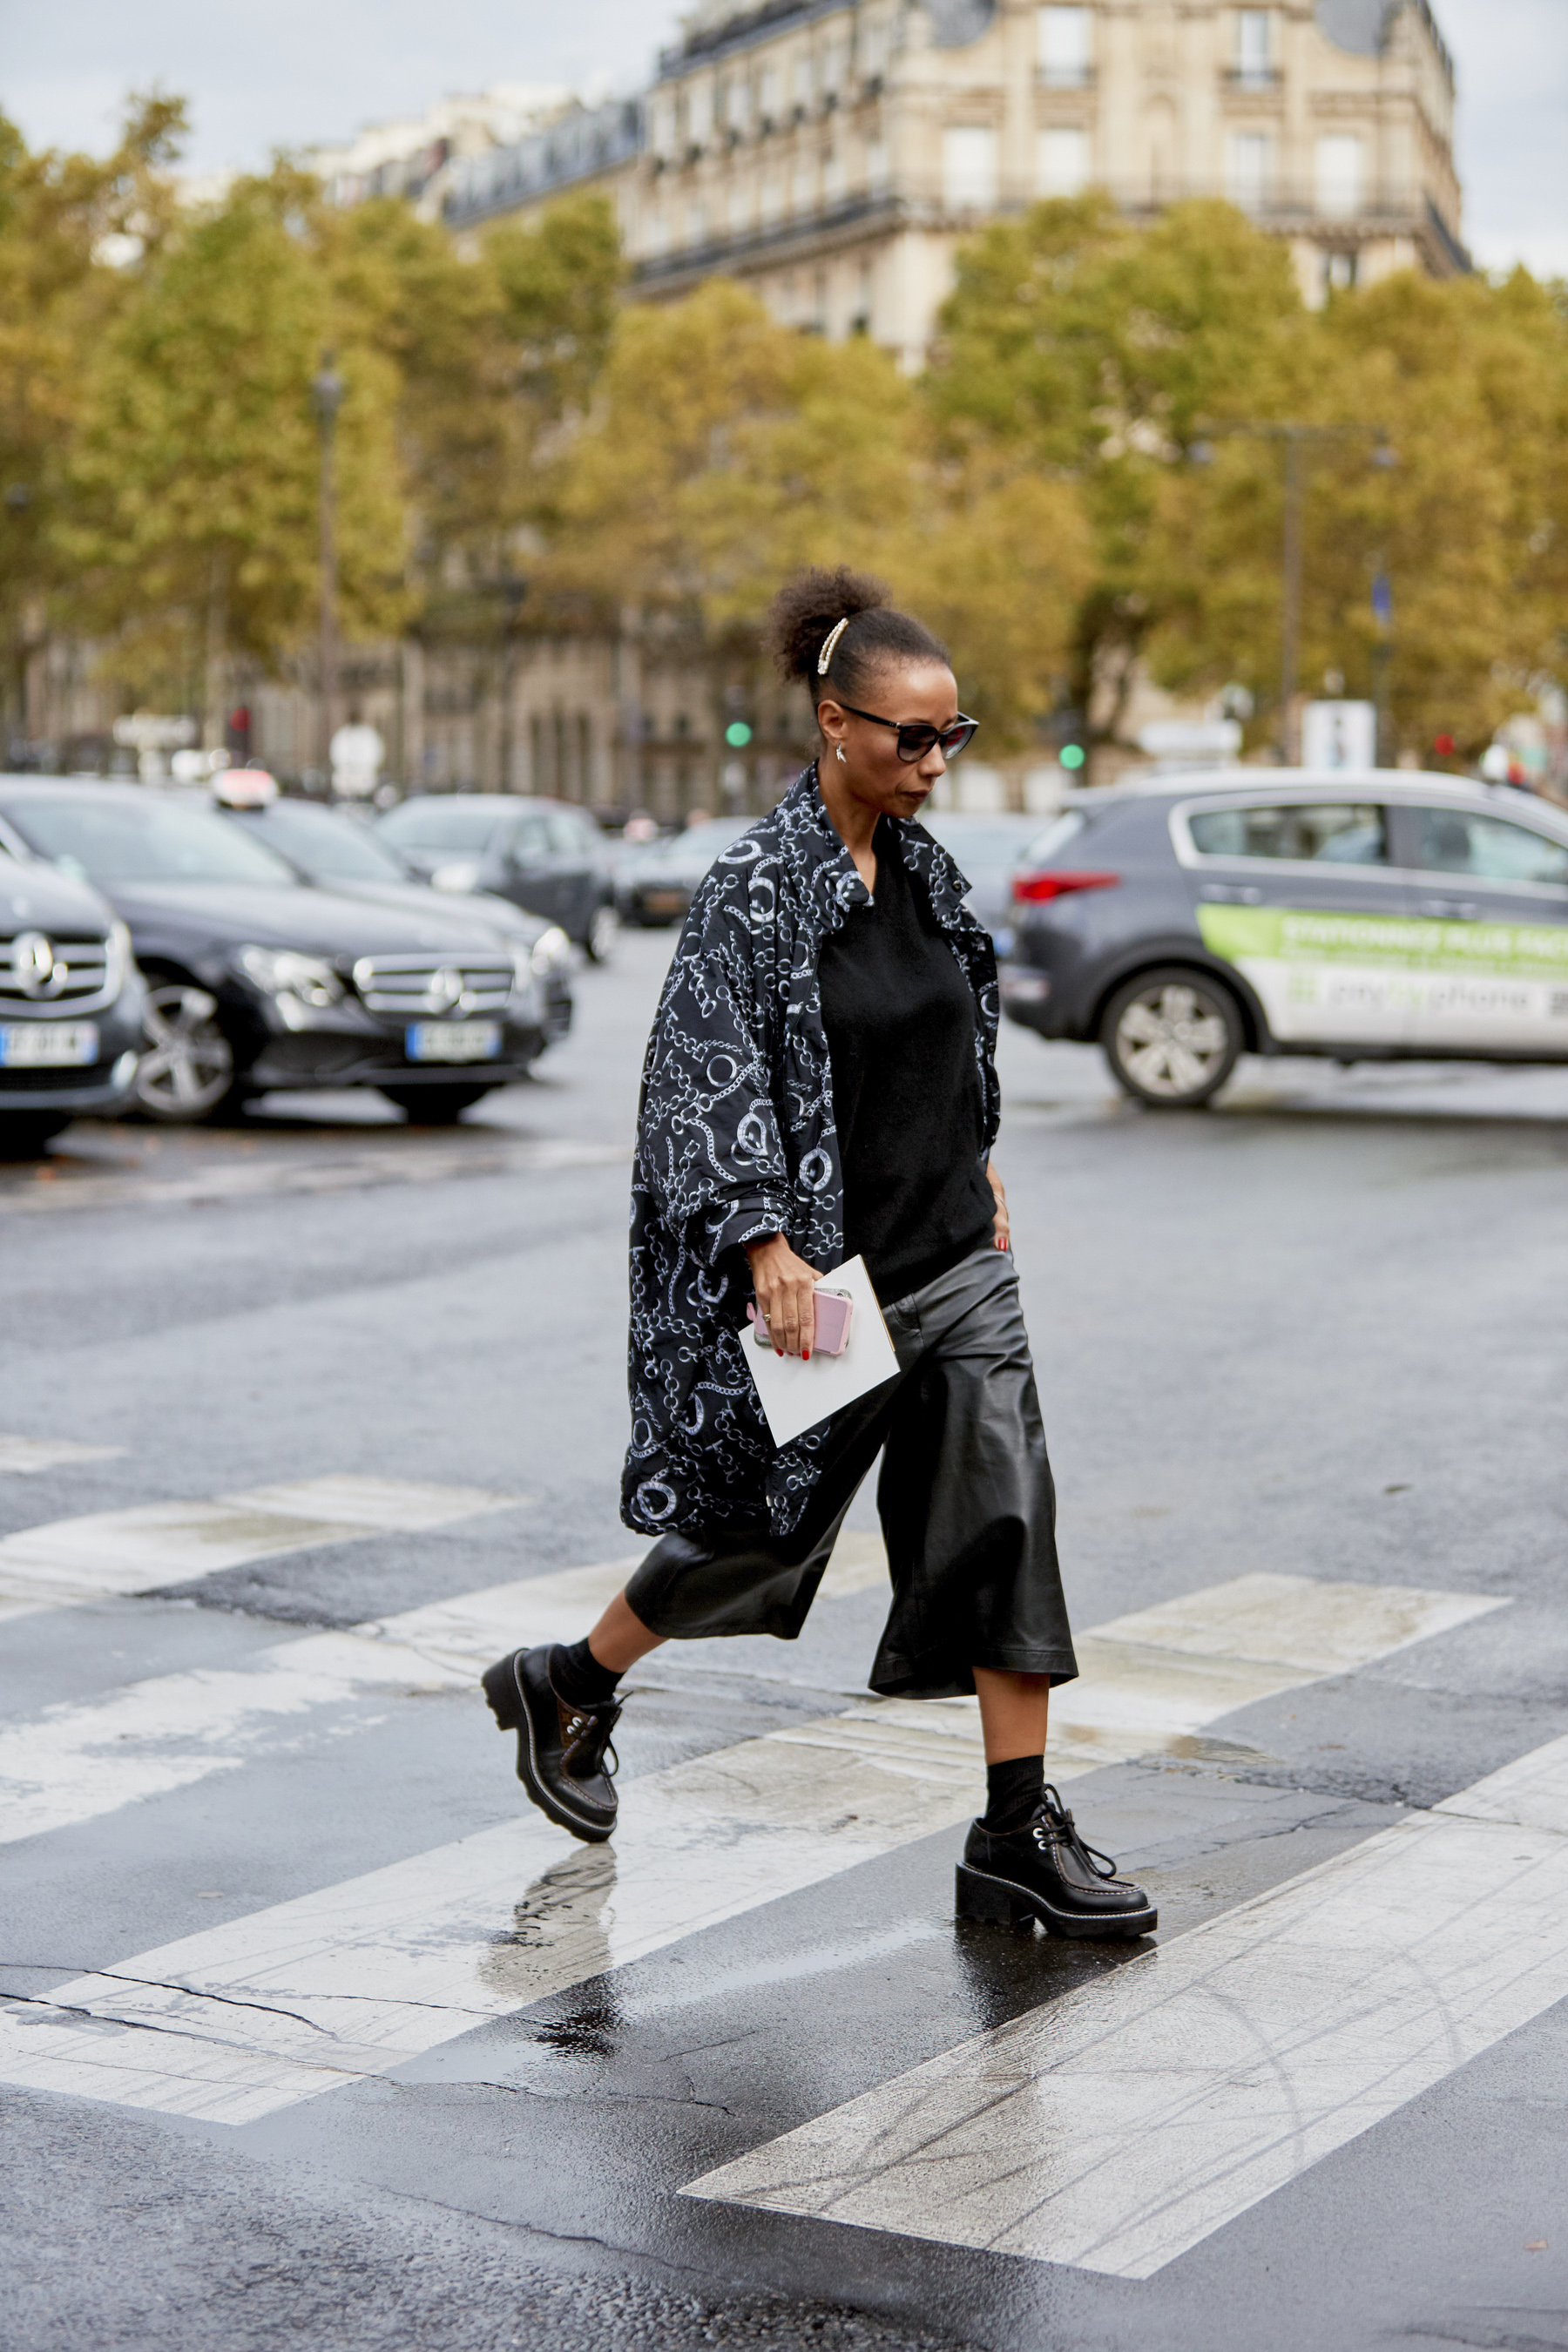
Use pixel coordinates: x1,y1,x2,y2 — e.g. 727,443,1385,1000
136,984,240,1123
585,904,618,963
0,1113,71,1157
376,1085,497,1122
1101,967,1243,1109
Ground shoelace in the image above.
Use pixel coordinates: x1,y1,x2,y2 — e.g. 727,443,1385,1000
1031,1783,1119,1882
561,1698,625,1781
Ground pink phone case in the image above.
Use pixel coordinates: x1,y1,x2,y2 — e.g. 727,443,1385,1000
748,1287,854,1355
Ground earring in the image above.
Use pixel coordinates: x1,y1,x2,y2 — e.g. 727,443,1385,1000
835,745,848,766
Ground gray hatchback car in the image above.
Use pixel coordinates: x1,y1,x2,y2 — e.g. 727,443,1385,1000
1001,767,1568,1107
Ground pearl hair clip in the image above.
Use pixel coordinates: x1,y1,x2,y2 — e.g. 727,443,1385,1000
816,617,849,674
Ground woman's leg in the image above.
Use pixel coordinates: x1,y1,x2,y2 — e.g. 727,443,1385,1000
586,1590,666,1674
972,1667,1049,1764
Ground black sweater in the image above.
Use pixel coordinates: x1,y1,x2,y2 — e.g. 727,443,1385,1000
817,825,996,1306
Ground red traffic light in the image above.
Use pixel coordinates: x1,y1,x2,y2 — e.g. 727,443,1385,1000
1433,733,1456,756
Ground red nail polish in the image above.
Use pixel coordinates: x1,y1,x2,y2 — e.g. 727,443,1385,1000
802,1350,810,1362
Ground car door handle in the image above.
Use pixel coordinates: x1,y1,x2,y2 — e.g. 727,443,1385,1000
1197,883,1264,904
1417,896,1480,919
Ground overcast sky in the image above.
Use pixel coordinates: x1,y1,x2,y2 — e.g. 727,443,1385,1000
2,0,1564,275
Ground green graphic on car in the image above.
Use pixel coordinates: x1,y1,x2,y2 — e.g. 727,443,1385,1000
1198,904,1568,1046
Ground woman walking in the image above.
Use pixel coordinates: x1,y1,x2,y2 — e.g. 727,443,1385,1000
483,568,1154,1941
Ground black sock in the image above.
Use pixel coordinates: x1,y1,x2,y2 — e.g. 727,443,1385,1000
983,1754,1044,1835
550,1638,623,1710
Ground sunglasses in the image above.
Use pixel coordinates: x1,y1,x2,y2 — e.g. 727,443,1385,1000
835,702,980,765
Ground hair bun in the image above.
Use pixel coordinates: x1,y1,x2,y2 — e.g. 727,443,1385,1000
763,566,891,686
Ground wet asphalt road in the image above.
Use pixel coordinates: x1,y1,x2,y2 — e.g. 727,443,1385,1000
3,927,1568,2352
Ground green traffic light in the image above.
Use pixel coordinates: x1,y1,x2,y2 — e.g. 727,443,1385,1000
725,720,753,747
1059,743,1086,770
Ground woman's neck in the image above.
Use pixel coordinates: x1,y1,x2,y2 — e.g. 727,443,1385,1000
817,759,880,891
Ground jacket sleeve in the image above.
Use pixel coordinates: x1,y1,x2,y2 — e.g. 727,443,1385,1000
635,889,792,1271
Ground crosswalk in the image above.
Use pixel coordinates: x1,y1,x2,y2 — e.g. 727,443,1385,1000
0,1434,126,1475
0,1443,1538,2288
0,1526,1501,2144
687,1733,1568,2277
0,1473,517,1623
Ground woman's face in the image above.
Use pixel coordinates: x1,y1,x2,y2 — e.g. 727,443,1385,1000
817,660,961,822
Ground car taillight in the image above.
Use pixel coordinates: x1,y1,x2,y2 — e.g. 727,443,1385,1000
1012,871,1121,904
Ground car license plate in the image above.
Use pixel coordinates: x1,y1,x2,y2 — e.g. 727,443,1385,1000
0,1023,98,1069
645,891,685,915
405,1022,503,1064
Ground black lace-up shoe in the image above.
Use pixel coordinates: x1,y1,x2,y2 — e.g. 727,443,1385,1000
956,1785,1157,1940
481,1645,621,1844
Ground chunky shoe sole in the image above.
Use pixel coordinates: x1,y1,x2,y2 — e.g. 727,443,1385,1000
481,1652,615,1845
956,1860,1156,1941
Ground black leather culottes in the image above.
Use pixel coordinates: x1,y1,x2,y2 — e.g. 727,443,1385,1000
622,1245,1078,1701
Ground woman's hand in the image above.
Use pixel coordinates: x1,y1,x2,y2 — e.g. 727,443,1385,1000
745,1234,820,1359
987,1160,1011,1254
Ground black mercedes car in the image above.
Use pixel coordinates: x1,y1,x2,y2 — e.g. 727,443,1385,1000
212,794,573,1048
376,794,618,961
0,782,550,1124
0,842,146,1152
1001,767,1568,1107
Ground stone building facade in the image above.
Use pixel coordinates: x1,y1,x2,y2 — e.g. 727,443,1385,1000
447,0,1466,363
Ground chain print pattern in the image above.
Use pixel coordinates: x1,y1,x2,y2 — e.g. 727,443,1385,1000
620,762,1001,1540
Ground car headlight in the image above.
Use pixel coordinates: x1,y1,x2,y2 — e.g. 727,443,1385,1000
529,925,572,978
235,946,343,1008
431,861,482,893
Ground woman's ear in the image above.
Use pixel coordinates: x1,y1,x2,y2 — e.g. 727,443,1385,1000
817,696,848,756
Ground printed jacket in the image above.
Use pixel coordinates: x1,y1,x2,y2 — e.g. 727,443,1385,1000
621,762,1000,1540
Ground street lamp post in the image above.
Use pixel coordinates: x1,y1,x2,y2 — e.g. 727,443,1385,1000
1191,422,1396,764
311,355,345,781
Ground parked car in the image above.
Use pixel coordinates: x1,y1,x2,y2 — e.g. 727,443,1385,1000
918,812,1052,956
0,838,145,1152
376,795,618,961
214,794,573,1047
0,782,549,1125
1001,768,1568,1108
614,818,754,927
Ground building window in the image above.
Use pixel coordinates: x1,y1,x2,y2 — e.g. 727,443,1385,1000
864,138,889,193
1226,131,1271,211
1038,125,1090,196
792,52,813,110
686,199,707,246
760,173,783,224
727,181,752,237
645,206,668,257
1037,6,1092,89
687,79,713,144
652,97,675,159
578,715,592,799
943,125,999,211
759,65,780,122
790,159,814,214
1234,10,1271,81
1315,134,1364,218
823,145,845,206
1322,249,1358,294
861,15,888,75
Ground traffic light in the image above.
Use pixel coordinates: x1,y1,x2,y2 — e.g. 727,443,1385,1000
1433,733,1456,758
1059,743,1086,771
725,720,753,748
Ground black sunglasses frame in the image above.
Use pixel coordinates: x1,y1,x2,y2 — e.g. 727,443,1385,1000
833,701,980,765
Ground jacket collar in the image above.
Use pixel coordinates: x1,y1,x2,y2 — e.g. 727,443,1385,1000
777,762,975,941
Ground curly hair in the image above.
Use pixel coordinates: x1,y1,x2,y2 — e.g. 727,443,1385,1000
762,565,950,705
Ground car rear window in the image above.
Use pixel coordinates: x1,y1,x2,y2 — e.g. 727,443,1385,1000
379,801,505,853
1412,808,1568,886
1189,803,1386,865
3,794,296,887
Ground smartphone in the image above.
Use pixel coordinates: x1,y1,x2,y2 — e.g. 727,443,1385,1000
747,1286,854,1355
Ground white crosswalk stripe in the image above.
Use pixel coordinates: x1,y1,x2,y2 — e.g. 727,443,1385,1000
0,1436,126,1475
0,1571,1500,2127
0,1475,519,1624
686,1734,1568,2278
